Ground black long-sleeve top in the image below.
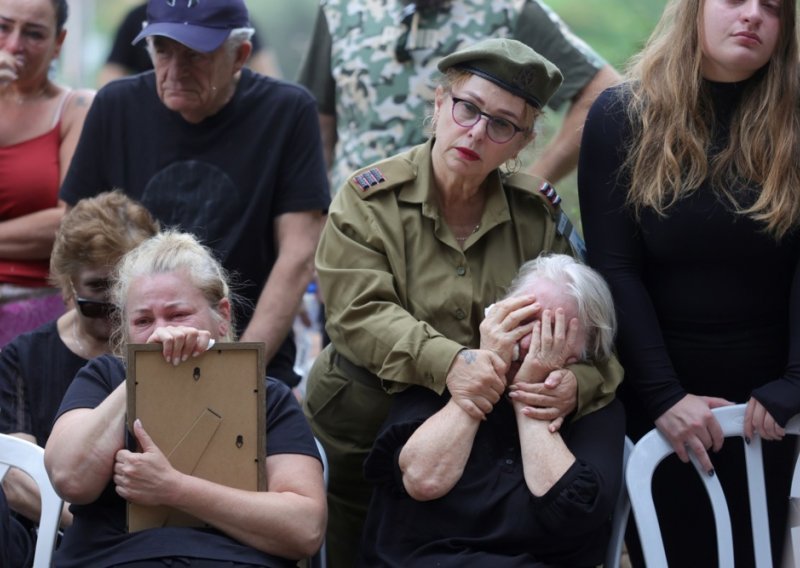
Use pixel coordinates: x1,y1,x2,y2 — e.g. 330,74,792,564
578,81,800,430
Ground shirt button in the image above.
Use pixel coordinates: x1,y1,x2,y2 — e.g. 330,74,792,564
456,266,466,276
455,309,466,319
505,458,514,465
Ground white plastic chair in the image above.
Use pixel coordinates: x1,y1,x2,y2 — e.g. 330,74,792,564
604,436,634,567
0,433,64,568
626,404,800,567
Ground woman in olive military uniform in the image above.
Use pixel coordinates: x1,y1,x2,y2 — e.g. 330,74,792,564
304,38,623,566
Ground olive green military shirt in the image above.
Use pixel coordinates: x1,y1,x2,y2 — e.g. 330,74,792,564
317,140,621,415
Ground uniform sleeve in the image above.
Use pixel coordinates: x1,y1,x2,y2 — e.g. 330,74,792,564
59,92,112,205
515,0,606,110
296,7,336,116
318,186,463,394
750,252,800,426
0,340,29,436
578,87,686,422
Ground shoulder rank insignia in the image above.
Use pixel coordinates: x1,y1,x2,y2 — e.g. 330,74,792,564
539,182,562,208
353,168,386,191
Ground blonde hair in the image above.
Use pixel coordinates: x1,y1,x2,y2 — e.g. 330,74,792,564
110,231,236,356
623,0,800,238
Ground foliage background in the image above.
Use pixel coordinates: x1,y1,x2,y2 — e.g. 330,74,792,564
62,0,668,227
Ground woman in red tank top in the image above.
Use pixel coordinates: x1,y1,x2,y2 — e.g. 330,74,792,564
0,0,94,346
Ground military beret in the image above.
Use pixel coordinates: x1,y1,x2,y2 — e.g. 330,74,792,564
437,38,563,109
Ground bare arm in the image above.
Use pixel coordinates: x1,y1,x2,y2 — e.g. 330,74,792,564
398,398,480,501
0,203,65,259
319,113,337,172
44,382,127,504
115,420,326,559
240,210,325,362
513,400,575,496
528,65,621,184
0,89,93,260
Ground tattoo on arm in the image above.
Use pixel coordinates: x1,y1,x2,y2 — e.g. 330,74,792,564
460,350,476,364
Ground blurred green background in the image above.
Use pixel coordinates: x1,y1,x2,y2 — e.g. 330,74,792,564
59,0,668,228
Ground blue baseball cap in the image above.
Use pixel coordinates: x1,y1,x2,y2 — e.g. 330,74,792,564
132,0,251,53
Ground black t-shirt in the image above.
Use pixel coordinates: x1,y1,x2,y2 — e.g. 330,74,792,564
0,320,87,446
60,70,330,384
360,387,625,566
54,354,320,568
106,3,265,75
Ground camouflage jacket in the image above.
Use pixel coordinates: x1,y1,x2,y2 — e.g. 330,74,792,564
299,0,606,190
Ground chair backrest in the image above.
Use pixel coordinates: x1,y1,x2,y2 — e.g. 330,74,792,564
605,436,634,567
0,434,64,568
626,404,800,568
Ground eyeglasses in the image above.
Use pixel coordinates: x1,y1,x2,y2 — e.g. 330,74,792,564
71,281,114,319
450,96,526,144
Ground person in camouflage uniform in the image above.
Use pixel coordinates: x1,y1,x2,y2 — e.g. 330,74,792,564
298,0,620,191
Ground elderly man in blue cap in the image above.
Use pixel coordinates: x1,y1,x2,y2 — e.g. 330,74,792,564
60,0,330,388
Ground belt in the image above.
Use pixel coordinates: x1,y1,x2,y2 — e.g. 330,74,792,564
331,349,383,389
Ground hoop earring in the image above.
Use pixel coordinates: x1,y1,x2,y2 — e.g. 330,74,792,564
505,156,522,175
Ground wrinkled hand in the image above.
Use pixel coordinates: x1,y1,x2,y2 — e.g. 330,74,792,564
147,326,214,366
445,349,507,421
513,308,579,384
479,295,539,367
114,419,181,506
744,397,785,441
509,369,578,432
654,394,734,474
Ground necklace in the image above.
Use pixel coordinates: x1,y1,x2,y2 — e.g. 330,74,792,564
454,223,480,242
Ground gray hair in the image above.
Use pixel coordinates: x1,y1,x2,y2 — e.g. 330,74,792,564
110,230,236,357
226,27,255,55
504,254,616,362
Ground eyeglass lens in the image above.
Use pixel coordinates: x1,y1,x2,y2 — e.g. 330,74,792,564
452,98,520,143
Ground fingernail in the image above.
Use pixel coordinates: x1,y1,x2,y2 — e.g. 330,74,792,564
182,354,189,362
745,436,751,445
508,391,518,398
708,469,715,477
173,357,180,366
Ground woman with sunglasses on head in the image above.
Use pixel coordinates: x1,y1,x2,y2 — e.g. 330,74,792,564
578,0,800,565
0,0,95,346
303,38,623,565
0,190,158,531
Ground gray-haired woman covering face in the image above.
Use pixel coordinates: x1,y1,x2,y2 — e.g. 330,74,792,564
359,254,624,565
